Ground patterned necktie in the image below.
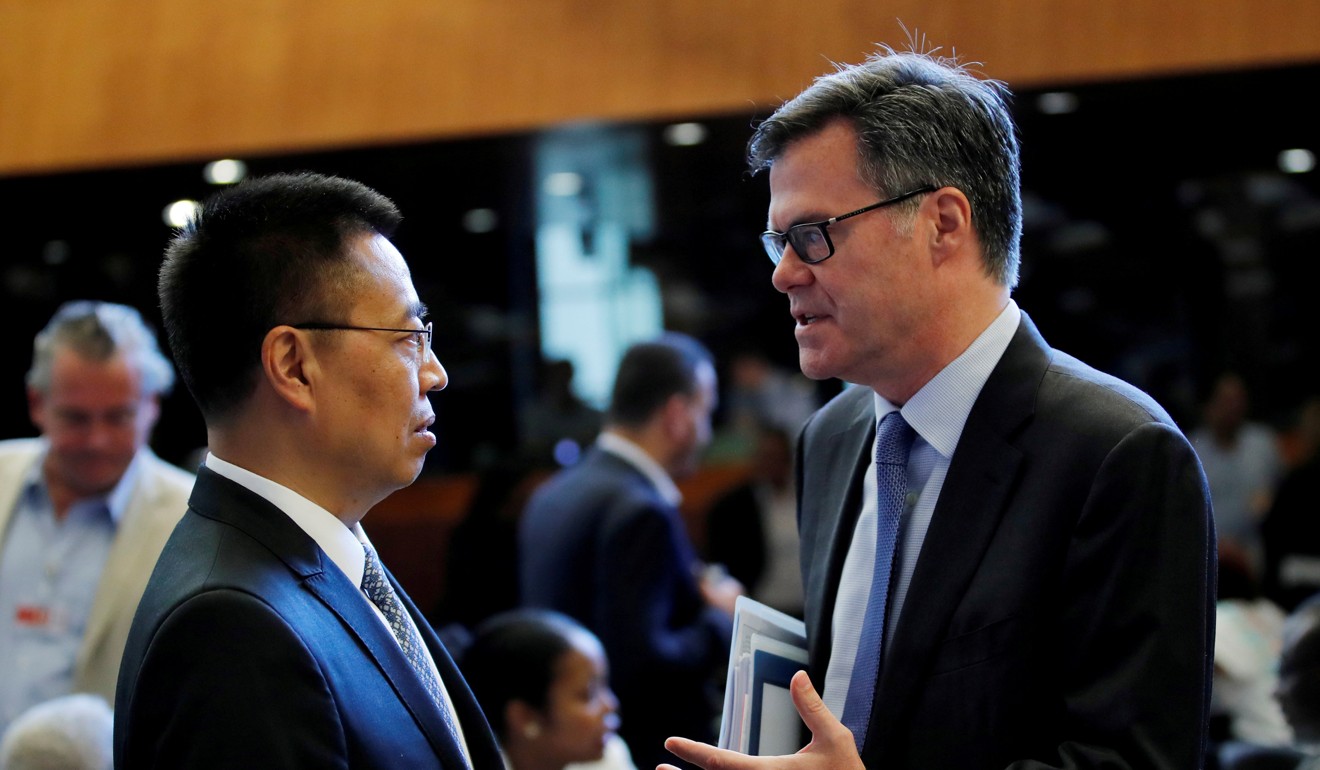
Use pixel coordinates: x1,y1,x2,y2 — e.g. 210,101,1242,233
841,411,916,752
361,544,467,763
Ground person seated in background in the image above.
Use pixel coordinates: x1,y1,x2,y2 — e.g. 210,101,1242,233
520,358,602,468
705,424,803,617
458,609,633,770
1192,371,1283,581
0,693,113,770
1263,397,1320,611
1212,553,1292,753
0,301,193,733
1221,594,1320,769
723,350,819,448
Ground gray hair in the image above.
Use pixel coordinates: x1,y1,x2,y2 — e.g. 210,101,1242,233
747,47,1023,288
0,694,112,770
26,301,175,395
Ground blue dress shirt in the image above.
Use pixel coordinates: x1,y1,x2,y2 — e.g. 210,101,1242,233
0,449,138,731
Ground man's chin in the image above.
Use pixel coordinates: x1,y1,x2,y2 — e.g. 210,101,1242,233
62,465,130,496
797,353,837,382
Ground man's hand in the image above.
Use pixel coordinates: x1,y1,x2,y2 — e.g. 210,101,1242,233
699,564,744,616
658,670,864,770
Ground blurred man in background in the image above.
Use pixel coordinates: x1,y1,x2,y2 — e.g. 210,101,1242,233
520,332,741,769
0,301,192,732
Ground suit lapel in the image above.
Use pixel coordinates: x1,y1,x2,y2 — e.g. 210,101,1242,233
302,566,476,768
804,387,875,677
391,563,504,770
0,444,32,539
863,315,1050,760
191,468,484,767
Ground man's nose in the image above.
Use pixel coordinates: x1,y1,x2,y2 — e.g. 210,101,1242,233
84,420,115,449
422,350,447,393
771,250,813,294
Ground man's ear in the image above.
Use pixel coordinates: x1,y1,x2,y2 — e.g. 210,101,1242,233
661,392,692,441
26,386,48,432
139,393,162,431
261,326,318,413
926,187,974,265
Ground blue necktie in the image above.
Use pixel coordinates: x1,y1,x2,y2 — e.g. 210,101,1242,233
362,545,468,765
841,411,915,752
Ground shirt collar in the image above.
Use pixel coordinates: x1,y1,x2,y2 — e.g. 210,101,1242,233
595,430,683,506
22,439,146,526
203,452,369,586
874,299,1021,458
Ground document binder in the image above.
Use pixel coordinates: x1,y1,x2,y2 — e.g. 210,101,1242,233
717,596,809,756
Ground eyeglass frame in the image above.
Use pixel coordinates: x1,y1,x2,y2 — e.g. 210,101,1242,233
289,321,433,358
761,186,938,266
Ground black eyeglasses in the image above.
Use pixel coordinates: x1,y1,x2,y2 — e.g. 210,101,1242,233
291,321,433,358
761,186,937,265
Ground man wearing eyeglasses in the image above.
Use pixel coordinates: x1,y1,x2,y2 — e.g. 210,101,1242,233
114,172,502,769
664,48,1215,770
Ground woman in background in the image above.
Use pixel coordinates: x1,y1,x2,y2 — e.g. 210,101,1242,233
459,609,634,770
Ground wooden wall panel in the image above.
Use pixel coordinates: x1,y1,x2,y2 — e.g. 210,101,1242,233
2,0,1318,175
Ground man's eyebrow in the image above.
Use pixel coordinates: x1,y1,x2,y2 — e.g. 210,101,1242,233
409,301,429,320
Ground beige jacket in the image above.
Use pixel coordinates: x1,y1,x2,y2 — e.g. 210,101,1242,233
0,438,194,701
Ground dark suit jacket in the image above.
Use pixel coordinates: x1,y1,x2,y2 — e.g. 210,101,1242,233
114,467,503,769
519,448,731,769
705,482,767,595
799,313,1215,769
1261,456,1320,611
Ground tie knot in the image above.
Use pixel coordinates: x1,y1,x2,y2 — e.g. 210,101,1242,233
875,411,916,467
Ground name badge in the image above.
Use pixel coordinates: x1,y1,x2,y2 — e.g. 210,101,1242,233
15,604,51,627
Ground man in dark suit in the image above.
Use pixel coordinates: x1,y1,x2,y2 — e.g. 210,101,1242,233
519,333,742,769
114,172,502,769
664,48,1216,769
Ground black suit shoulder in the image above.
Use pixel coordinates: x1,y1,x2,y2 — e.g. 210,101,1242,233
1038,347,1179,431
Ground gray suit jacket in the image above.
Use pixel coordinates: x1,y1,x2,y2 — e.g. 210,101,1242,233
0,438,194,702
799,313,1216,768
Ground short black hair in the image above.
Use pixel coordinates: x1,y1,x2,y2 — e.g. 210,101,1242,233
158,172,401,420
457,609,589,739
606,332,713,427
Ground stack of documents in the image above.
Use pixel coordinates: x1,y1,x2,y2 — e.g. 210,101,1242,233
717,596,809,756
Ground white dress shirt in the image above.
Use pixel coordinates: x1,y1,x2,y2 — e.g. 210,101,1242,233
595,431,682,506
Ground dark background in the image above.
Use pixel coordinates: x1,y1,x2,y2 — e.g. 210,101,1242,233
1,62,1316,471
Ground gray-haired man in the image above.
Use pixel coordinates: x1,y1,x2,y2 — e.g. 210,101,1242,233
0,301,194,732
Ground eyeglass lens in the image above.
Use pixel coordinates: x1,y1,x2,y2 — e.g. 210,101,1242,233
420,322,433,357
762,225,831,264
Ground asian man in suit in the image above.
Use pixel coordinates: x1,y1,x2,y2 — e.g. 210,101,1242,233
114,172,502,769
664,47,1216,770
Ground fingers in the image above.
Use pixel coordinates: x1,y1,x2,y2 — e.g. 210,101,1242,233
663,736,748,770
663,736,713,764
789,670,849,745
788,671,865,768
788,670,830,725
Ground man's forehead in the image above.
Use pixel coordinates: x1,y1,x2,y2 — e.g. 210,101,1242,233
342,232,426,321
767,122,869,223
46,349,144,390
